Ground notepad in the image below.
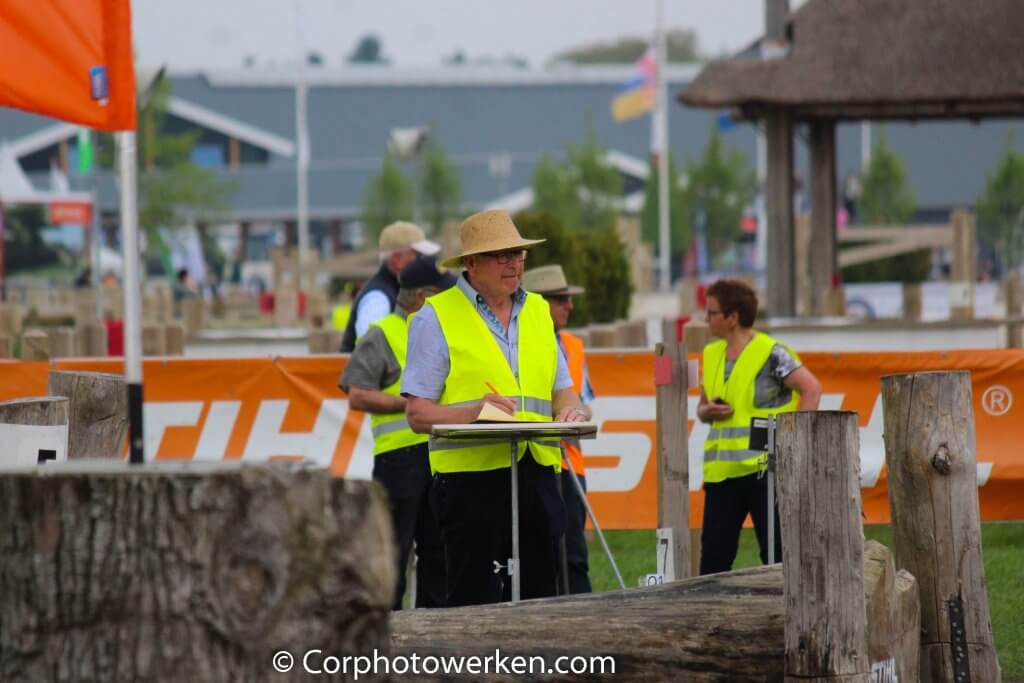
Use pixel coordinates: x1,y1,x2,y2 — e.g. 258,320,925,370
473,401,529,423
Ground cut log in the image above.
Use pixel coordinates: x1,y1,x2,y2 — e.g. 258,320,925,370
76,322,108,357
48,370,127,459
142,323,167,355
776,411,870,681
392,544,918,683
0,396,68,426
881,371,999,681
393,566,785,681
47,326,77,358
165,322,185,355
0,464,394,682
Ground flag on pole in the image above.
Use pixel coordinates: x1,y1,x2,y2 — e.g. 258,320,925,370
0,0,136,131
611,47,656,122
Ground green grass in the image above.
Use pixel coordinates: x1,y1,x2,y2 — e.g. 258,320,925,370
587,523,1024,677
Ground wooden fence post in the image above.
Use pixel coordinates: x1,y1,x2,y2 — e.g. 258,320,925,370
21,328,50,360
950,210,976,321
683,320,710,575
881,371,999,681
654,338,690,581
48,371,127,459
902,283,923,322
776,411,870,682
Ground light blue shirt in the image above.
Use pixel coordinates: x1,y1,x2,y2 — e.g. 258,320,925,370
354,290,392,337
402,273,573,401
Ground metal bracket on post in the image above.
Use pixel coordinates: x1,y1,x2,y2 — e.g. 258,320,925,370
947,595,972,682
509,435,520,603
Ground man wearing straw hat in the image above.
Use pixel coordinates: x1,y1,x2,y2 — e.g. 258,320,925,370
402,209,591,607
522,264,594,595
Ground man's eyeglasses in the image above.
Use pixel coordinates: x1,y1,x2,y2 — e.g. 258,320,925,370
482,249,527,264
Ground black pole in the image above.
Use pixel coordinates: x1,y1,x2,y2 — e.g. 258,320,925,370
128,382,144,463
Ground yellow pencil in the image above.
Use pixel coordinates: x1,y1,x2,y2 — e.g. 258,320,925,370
485,381,500,395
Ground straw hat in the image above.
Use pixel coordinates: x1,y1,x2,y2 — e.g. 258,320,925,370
522,265,585,296
439,209,545,269
378,221,440,255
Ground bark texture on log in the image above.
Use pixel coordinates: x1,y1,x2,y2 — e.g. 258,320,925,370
48,371,127,459
0,465,394,682
393,566,785,682
881,371,1000,682
392,546,917,683
776,411,870,682
0,396,68,426
21,328,50,359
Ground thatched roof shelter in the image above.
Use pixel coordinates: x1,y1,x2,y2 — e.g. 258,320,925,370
681,0,1024,120
677,0,1024,317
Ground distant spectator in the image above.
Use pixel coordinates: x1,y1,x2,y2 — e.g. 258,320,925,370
74,267,92,289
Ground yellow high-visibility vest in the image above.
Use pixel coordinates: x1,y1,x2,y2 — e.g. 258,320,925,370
427,287,562,474
702,331,801,483
364,313,428,455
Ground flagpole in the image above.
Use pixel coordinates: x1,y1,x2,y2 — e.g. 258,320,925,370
118,131,144,464
295,0,311,310
655,0,671,292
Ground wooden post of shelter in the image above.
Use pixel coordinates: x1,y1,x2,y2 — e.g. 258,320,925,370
654,334,690,581
949,210,976,321
48,371,127,459
809,119,838,318
776,411,871,682
881,371,999,681
766,108,797,318
0,466,394,680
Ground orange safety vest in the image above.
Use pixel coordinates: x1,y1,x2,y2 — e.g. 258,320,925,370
559,330,587,476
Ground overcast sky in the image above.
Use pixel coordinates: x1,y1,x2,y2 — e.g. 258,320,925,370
133,0,773,71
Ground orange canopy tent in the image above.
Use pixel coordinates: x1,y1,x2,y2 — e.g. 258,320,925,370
0,0,136,131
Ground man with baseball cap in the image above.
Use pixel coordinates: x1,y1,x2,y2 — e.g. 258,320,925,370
401,209,590,607
522,264,594,595
339,254,455,609
340,221,439,352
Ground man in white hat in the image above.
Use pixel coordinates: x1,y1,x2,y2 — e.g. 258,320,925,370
402,209,591,607
340,221,439,352
522,264,593,595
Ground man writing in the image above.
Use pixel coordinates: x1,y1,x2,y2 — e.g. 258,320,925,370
340,221,440,352
339,255,454,608
402,209,590,607
522,264,594,594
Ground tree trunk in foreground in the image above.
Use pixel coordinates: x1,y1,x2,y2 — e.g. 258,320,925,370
0,464,394,682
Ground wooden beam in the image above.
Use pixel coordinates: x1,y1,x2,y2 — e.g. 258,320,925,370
777,411,870,681
765,108,796,317
881,371,999,681
655,339,689,580
839,239,937,268
839,225,952,244
809,120,837,317
950,209,976,320
228,137,241,169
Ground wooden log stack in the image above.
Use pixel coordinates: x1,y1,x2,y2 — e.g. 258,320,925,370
0,466,394,682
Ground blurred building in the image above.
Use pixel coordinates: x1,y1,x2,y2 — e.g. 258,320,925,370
0,63,1019,263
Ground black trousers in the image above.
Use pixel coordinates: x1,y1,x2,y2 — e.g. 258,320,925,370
432,451,566,607
560,470,591,594
372,443,446,609
699,472,783,575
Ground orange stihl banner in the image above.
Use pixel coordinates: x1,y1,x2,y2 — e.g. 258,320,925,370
2,350,1022,527
0,0,136,130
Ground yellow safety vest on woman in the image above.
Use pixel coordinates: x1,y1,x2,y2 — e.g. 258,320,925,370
427,287,562,474
365,313,429,455
702,331,800,483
